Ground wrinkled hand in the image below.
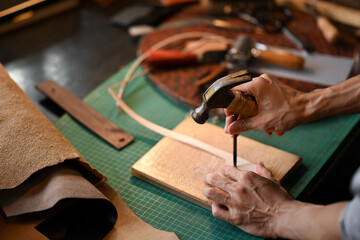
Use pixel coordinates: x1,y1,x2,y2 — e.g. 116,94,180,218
203,163,295,238
224,74,306,135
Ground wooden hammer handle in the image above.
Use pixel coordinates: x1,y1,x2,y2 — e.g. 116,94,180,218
227,92,258,117
251,49,304,70
228,91,283,136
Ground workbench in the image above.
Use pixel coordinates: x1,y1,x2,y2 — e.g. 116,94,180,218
1,1,360,239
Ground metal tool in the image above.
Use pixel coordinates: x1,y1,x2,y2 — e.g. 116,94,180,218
227,35,304,70
305,3,340,44
237,7,315,53
191,70,258,167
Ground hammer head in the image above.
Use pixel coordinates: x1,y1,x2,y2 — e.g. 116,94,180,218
226,35,255,68
192,70,252,124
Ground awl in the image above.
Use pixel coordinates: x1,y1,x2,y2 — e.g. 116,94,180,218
191,70,258,167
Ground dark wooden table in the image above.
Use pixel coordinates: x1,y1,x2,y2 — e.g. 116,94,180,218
1,0,359,209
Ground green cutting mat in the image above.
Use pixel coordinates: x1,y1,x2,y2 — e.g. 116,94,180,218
55,63,360,240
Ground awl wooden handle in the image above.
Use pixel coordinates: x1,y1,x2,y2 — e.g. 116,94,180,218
252,49,304,70
227,91,258,117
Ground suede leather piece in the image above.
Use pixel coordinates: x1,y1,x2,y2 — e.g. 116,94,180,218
0,63,179,240
0,63,104,190
0,166,108,217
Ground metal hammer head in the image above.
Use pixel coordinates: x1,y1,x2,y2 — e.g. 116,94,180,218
192,70,252,124
226,35,255,67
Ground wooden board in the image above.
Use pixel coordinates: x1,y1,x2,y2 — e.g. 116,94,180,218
131,117,301,210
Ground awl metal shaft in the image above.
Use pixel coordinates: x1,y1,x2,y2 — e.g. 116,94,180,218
233,134,238,167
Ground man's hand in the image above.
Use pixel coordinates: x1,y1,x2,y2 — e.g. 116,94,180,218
203,163,295,238
224,74,306,135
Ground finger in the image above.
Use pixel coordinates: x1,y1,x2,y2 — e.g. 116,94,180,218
204,173,234,192
275,132,285,136
211,202,230,221
230,81,253,93
259,73,272,81
265,131,272,136
203,186,230,206
220,165,243,182
255,162,276,182
228,118,253,134
224,114,234,134
224,108,235,117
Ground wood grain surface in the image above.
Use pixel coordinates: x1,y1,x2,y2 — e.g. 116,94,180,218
131,117,301,210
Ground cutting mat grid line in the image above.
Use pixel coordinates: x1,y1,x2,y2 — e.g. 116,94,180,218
55,63,360,240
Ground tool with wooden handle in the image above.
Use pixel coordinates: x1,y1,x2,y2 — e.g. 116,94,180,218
191,70,257,124
146,49,227,67
305,3,340,44
316,16,340,44
275,0,360,28
191,70,257,167
228,35,304,70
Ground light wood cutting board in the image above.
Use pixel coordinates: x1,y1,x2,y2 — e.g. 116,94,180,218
131,117,301,210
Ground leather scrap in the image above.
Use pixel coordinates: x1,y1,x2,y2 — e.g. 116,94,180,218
0,63,178,240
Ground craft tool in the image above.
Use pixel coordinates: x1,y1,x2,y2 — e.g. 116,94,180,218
305,3,340,44
227,35,305,70
195,35,305,87
145,49,227,67
275,0,360,28
37,81,134,149
191,70,258,167
237,7,315,53
129,18,257,37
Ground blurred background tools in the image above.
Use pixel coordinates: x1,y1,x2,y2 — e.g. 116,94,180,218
136,0,358,110
227,35,304,70
275,0,360,29
145,49,227,67
145,35,304,70
0,0,79,35
305,3,340,45
237,6,315,53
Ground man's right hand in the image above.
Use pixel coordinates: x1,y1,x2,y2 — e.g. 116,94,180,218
224,74,307,135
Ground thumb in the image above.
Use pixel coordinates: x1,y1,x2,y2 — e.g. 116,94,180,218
256,162,277,182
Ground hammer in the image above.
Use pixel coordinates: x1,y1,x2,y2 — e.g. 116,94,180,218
228,35,304,70
192,70,257,167
192,70,257,124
